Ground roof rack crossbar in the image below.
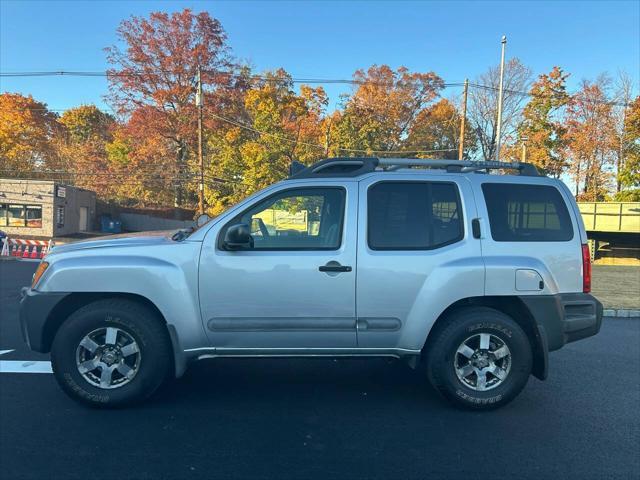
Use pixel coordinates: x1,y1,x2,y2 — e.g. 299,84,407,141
288,157,539,179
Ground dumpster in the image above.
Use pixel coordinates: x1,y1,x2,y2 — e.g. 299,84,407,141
100,216,122,234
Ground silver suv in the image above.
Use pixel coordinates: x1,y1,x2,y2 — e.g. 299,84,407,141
19,158,602,410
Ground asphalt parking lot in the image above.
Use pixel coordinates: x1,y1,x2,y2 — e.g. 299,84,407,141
1,260,639,480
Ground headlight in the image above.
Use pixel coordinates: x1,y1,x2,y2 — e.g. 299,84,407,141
31,261,49,289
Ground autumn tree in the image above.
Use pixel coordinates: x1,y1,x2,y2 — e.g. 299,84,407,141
469,58,532,160
564,77,617,200
513,67,570,176
329,65,444,156
205,70,327,214
55,105,115,193
105,9,235,208
405,98,476,159
0,93,60,173
616,96,640,200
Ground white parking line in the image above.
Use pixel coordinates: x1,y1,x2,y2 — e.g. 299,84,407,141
0,349,53,373
0,360,53,374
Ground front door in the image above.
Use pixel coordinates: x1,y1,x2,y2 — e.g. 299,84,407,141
79,207,89,232
199,182,358,351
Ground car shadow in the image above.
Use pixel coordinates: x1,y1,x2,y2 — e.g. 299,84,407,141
150,357,445,410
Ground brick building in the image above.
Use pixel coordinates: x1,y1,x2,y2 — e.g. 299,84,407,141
0,179,96,238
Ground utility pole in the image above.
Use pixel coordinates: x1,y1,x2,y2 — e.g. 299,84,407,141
196,65,205,215
521,136,528,162
495,35,507,162
458,78,469,160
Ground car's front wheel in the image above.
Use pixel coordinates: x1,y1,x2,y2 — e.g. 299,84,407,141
51,298,172,408
425,307,533,410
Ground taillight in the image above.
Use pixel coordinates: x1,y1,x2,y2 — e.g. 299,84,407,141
582,244,591,293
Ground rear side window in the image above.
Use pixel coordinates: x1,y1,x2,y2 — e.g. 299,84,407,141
482,183,574,242
368,182,463,250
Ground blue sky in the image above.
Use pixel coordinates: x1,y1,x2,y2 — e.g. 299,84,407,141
1,0,638,113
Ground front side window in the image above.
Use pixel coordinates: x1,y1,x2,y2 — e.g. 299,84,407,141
368,181,463,250
482,183,574,242
222,187,345,250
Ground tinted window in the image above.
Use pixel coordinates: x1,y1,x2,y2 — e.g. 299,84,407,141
368,182,463,250
482,183,573,242
222,187,345,250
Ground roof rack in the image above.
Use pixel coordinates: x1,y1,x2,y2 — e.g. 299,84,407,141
288,157,540,179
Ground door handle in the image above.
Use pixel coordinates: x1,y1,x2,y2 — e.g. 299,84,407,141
319,263,352,273
472,218,481,239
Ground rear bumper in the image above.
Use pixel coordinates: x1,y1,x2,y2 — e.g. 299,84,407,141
19,287,69,352
520,293,603,352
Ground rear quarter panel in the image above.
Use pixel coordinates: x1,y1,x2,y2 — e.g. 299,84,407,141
471,176,583,295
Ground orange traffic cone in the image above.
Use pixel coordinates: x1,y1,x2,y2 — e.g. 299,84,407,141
22,245,31,258
11,244,19,256
30,246,38,259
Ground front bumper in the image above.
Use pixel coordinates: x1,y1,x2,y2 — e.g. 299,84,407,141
520,293,603,352
19,287,70,352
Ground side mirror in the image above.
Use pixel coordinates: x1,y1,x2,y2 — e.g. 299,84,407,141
223,223,252,250
196,213,211,227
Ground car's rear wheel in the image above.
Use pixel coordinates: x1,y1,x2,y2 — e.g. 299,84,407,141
425,307,532,410
51,298,172,408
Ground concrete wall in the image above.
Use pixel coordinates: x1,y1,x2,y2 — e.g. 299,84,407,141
0,179,95,238
119,213,193,232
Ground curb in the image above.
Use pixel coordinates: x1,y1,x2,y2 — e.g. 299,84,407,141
0,257,39,262
604,309,640,318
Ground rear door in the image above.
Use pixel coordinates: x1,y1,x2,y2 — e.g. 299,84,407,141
356,174,484,351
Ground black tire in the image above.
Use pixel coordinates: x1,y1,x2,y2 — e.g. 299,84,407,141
51,298,172,408
425,307,532,410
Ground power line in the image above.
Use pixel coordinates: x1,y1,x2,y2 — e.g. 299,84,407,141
0,69,464,88
468,82,632,108
205,108,457,155
1,69,632,106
